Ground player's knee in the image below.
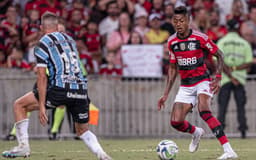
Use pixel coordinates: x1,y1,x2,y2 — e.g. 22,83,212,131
13,99,23,111
75,123,89,136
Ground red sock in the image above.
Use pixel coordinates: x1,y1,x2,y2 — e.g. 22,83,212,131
200,111,228,145
171,120,196,134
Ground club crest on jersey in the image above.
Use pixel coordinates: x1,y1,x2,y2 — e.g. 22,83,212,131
180,43,186,51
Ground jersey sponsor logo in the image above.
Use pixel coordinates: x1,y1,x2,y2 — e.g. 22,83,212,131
46,100,56,108
177,57,197,66
78,113,88,119
174,45,178,50
67,92,87,99
188,42,196,50
180,43,186,51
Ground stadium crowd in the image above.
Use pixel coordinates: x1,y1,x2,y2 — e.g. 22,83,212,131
0,0,256,75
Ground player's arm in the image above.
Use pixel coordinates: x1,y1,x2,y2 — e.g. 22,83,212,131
37,67,48,126
158,63,178,110
211,49,225,94
34,42,49,126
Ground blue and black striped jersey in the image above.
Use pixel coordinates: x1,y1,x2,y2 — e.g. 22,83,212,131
34,32,87,90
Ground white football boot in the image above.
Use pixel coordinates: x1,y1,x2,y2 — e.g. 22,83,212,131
217,151,238,160
2,143,30,158
189,127,205,153
97,151,112,160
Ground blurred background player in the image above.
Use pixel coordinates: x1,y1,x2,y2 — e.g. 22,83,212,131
158,6,237,160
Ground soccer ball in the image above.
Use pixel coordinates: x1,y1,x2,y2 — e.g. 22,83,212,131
156,140,178,160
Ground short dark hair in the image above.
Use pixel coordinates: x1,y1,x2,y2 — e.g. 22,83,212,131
106,0,117,9
174,6,188,16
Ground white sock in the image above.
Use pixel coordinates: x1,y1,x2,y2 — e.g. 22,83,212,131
80,130,104,155
15,119,29,146
193,127,201,136
223,142,234,153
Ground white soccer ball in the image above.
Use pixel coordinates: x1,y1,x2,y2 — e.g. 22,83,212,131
156,140,179,160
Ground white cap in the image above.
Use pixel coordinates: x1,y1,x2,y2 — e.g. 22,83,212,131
149,13,161,21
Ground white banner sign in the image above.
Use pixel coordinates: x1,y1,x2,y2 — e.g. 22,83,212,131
121,45,163,77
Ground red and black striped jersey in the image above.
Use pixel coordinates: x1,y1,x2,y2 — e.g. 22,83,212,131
167,29,218,86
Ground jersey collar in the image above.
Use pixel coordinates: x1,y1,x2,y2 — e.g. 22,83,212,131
177,29,192,40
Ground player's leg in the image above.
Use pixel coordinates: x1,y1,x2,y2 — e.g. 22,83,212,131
49,106,66,140
170,102,204,153
67,101,112,160
2,91,39,158
233,84,247,138
217,83,232,129
171,86,205,153
5,112,31,141
75,122,111,160
197,94,238,159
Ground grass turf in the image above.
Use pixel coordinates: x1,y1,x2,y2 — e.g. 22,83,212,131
0,138,255,160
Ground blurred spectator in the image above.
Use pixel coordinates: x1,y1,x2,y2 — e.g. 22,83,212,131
133,8,149,38
79,21,102,71
117,0,135,15
150,0,164,19
241,7,256,75
160,2,175,35
192,7,209,33
7,46,31,70
134,0,152,13
206,9,227,42
67,9,84,39
0,0,12,15
215,0,248,25
217,19,253,139
99,51,122,76
99,0,120,38
107,12,131,65
127,31,143,44
145,13,169,44
89,0,107,24
189,0,215,13
80,21,101,54
0,47,7,67
22,9,40,46
37,0,62,16
226,0,247,26
0,6,20,55
24,0,40,16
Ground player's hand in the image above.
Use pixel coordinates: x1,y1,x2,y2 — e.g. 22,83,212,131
158,95,168,111
210,78,221,94
39,106,48,126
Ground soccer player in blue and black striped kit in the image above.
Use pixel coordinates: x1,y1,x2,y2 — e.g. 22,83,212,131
2,12,111,160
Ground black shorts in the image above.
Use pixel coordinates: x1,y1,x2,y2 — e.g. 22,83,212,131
33,83,90,123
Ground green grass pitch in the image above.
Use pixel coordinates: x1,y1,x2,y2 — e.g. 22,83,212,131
1,138,256,160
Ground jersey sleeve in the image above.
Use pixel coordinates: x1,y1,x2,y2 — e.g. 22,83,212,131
201,35,218,55
168,40,176,63
169,50,177,64
34,42,49,68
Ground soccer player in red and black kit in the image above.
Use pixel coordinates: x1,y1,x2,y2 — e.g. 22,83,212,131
158,6,238,159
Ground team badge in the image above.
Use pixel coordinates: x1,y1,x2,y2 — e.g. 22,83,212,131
180,43,186,51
